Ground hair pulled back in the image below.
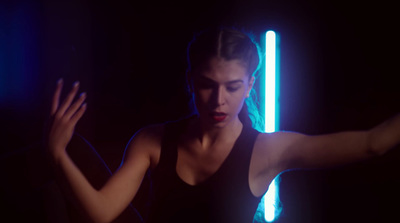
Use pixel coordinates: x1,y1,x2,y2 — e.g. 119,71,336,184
186,27,263,131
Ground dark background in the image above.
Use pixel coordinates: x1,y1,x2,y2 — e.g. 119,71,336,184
1,0,399,222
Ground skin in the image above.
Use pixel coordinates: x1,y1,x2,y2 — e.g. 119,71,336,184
47,57,400,223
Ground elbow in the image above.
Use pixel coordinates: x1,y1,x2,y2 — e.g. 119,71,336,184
90,214,114,223
367,130,390,157
93,220,111,223
85,193,121,223
366,117,400,157
86,205,116,223
367,145,386,157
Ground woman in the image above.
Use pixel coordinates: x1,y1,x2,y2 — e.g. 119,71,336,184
47,27,400,223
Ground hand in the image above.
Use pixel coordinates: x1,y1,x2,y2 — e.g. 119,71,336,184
47,79,87,161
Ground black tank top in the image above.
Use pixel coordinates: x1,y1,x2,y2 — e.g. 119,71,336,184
147,118,261,223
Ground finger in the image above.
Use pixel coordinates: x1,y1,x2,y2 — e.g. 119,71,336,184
64,92,87,120
58,81,80,116
51,78,63,116
70,103,87,125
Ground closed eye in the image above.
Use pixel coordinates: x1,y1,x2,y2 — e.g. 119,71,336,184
226,83,242,92
226,86,240,92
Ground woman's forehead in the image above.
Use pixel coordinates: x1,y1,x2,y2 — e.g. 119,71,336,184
196,57,249,82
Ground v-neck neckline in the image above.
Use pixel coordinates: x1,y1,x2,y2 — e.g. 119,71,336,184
174,124,247,188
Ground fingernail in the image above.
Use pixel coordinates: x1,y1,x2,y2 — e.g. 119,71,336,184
57,78,63,85
80,92,87,97
73,81,80,87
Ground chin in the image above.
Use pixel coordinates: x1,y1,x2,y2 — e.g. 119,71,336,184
211,122,227,128
208,117,232,129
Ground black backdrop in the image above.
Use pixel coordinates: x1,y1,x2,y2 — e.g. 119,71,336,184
1,0,399,222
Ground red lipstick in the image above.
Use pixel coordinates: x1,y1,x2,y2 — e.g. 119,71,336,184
210,112,227,122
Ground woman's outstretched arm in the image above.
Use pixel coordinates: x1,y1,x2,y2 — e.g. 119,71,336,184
47,79,152,223
255,113,400,173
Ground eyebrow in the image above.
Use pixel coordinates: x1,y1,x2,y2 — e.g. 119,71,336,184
197,75,244,85
226,80,244,85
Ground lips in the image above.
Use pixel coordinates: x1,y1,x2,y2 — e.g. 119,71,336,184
210,112,227,122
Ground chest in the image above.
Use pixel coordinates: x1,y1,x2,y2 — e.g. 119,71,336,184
149,126,264,223
175,141,235,186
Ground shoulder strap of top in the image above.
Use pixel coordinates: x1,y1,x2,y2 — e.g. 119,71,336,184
216,123,260,198
155,118,187,174
227,123,259,158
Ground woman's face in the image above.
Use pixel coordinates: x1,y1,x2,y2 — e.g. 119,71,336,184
191,57,254,128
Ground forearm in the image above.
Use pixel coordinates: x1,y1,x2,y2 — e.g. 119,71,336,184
53,150,113,223
369,113,400,155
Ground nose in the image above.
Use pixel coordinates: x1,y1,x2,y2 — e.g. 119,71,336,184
211,86,226,107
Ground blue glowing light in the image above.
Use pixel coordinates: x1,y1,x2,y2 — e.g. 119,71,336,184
264,30,278,133
262,30,281,222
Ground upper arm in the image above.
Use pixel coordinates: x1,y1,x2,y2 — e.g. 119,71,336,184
257,130,373,173
97,124,164,222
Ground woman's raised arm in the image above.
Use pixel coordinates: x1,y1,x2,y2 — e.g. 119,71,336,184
47,79,152,223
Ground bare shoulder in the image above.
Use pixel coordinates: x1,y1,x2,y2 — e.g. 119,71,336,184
123,124,165,169
252,131,306,171
131,124,165,146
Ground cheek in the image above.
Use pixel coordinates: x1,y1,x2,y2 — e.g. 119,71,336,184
195,89,211,101
234,95,247,110
227,90,247,110
193,89,212,108
234,89,249,109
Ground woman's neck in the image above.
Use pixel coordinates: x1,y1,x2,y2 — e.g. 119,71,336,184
187,116,243,150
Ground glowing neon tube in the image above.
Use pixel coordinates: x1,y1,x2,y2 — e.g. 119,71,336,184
263,30,280,222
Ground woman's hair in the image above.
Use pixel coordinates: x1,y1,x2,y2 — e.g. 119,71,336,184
186,27,264,131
